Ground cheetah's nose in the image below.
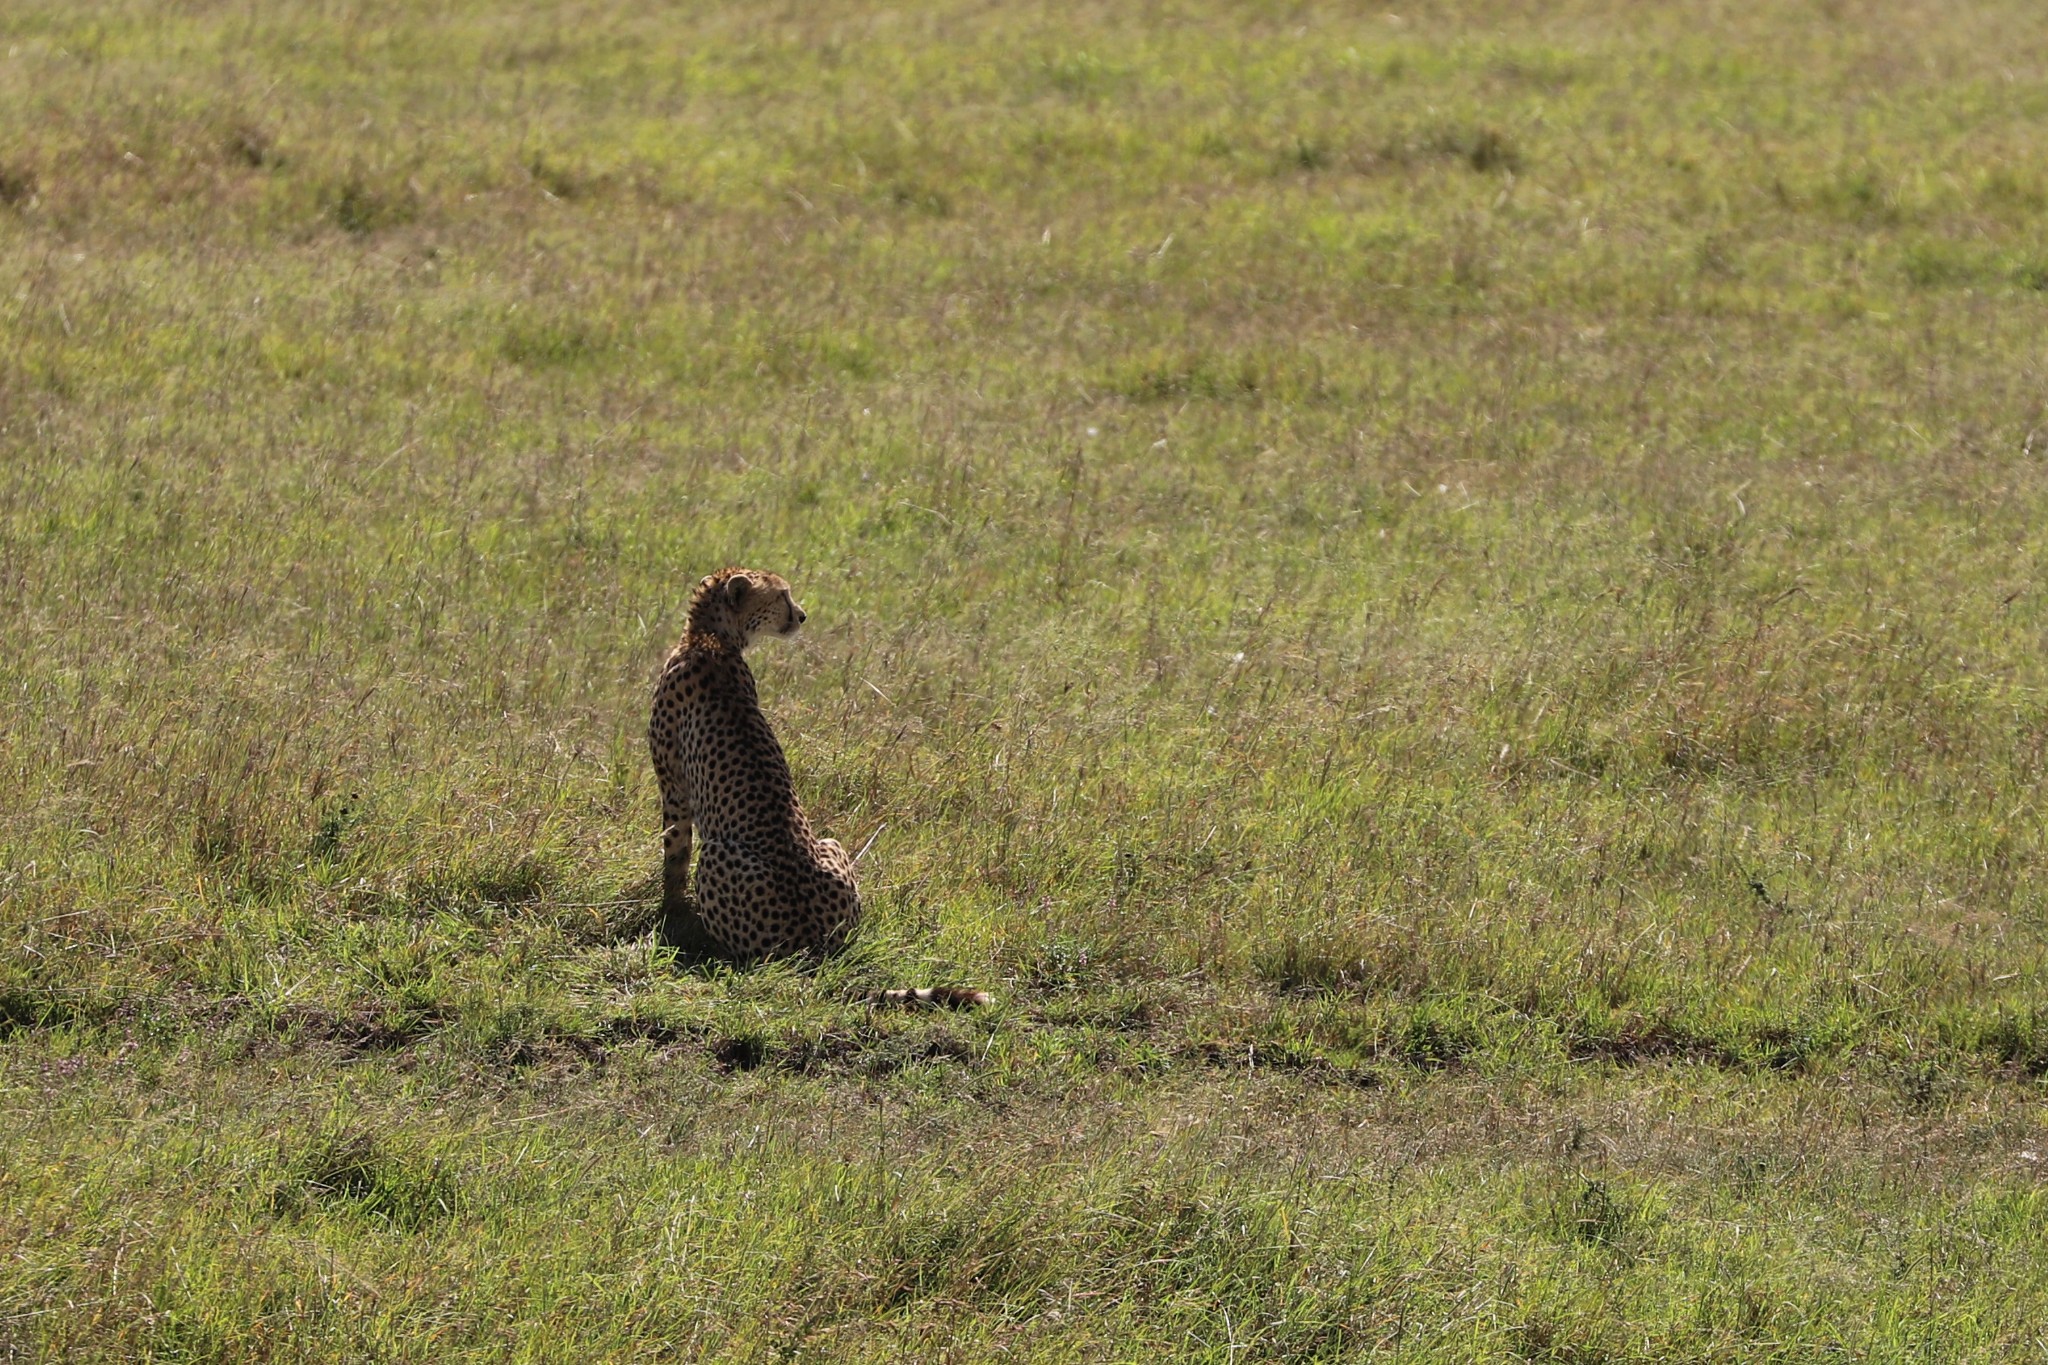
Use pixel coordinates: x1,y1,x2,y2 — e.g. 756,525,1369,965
795,607,807,624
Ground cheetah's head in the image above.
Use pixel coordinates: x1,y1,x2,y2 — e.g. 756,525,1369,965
704,569,806,649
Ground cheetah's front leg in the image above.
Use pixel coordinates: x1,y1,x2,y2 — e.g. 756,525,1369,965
660,794,693,911
651,739,712,950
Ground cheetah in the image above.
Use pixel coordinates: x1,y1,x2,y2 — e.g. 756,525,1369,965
648,568,988,1006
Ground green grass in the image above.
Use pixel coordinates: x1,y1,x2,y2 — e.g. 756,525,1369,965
5,0,2048,1358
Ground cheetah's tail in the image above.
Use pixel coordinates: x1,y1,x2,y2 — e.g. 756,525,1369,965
874,987,993,1009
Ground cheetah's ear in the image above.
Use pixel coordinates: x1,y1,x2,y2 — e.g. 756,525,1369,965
725,574,753,605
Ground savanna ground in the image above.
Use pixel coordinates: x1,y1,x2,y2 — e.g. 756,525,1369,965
4,0,2048,1358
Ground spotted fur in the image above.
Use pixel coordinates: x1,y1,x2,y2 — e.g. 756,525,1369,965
643,573,987,1010
648,570,992,1009
875,987,994,1008
649,568,859,957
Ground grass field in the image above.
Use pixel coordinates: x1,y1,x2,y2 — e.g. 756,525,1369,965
5,0,2048,1358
